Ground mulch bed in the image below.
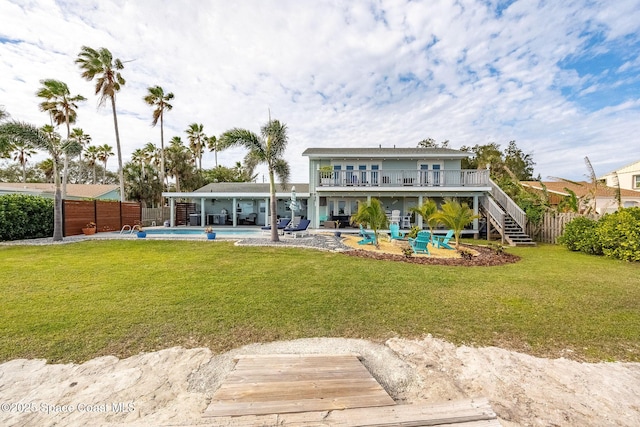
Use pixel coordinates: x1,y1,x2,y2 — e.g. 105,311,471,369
342,244,520,266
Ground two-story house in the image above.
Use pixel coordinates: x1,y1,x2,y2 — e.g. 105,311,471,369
302,147,490,234
164,147,498,238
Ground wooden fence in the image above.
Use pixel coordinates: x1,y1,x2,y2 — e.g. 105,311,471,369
527,212,599,244
141,207,171,226
63,200,141,236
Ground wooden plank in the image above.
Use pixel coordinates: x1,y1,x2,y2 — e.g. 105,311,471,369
320,398,498,427
205,399,501,426
204,354,395,417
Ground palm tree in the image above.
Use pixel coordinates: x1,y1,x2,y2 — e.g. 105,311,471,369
76,46,126,201
36,79,86,198
350,198,388,249
143,142,160,169
165,137,192,192
186,123,205,170
434,199,480,249
69,127,91,182
207,134,229,167
37,158,55,182
84,145,100,184
11,140,37,182
0,121,81,241
0,105,8,122
143,85,173,192
220,119,290,242
410,198,440,244
97,144,114,183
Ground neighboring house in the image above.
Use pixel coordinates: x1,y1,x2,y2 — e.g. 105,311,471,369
520,181,640,214
599,160,640,192
164,147,491,235
0,183,120,200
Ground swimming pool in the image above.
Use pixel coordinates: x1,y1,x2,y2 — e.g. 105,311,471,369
119,227,264,237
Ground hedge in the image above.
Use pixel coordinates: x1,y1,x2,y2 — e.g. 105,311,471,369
558,207,640,262
0,194,54,241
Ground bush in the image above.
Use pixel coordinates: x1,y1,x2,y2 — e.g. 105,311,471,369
0,194,54,241
597,208,640,262
558,216,602,255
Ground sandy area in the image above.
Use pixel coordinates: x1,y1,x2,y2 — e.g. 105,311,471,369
1,336,639,426
341,234,464,258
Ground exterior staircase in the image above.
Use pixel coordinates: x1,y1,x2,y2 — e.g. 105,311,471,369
481,179,536,246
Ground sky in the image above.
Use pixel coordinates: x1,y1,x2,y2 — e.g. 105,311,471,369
1,0,639,183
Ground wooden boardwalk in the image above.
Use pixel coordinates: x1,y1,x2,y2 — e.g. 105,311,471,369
203,353,500,426
204,354,395,417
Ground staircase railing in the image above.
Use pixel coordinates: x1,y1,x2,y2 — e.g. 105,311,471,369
481,196,506,243
489,179,527,230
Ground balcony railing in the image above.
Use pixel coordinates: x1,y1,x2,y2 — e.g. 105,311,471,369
317,169,489,188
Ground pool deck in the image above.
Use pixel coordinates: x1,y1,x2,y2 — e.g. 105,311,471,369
1,228,355,252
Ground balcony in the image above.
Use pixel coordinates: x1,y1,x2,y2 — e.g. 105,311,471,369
317,169,489,188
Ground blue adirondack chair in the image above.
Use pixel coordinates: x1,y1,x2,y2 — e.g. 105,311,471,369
358,224,376,245
433,230,455,249
389,223,405,240
408,230,431,254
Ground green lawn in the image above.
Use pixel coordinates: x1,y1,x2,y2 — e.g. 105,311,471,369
1,240,638,363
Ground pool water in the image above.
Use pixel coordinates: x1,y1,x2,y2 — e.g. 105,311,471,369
120,228,263,237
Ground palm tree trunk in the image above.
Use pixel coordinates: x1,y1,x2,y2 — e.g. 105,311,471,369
269,171,279,242
52,158,63,242
78,152,83,184
103,161,107,183
159,113,166,205
22,161,26,183
93,164,97,184
110,96,125,202
62,118,71,199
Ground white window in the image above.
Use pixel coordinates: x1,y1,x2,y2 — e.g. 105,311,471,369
634,175,640,189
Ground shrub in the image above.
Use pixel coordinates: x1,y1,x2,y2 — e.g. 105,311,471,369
597,208,640,262
557,216,602,255
0,194,54,241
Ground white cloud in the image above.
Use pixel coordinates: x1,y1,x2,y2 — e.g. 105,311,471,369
1,0,639,184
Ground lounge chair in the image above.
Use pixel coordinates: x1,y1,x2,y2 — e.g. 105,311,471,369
358,224,376,245
408,230,431,254
389,223,405,240
283,219,311,238
433,230,454,250
261,218,291,234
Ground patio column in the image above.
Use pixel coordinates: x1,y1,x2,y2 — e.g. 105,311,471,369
417,195,423,229
200,197,205,227
473,196,479,239
264,197,270,226
232,197,237,227
169,197,175,227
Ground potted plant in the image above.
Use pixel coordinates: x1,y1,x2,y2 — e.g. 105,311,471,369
204,226,216,240
82,222,97,235
136,225,146,238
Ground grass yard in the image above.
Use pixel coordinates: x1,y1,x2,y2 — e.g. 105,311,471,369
1,240,639,363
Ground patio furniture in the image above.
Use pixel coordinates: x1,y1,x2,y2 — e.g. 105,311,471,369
261,218,291,234
389,223,405,240
390,209,401,224
290,216,302,228
401,214,411,229
283,219,311,238
357,224,376,245
408,230,431,254
433,230,455,249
